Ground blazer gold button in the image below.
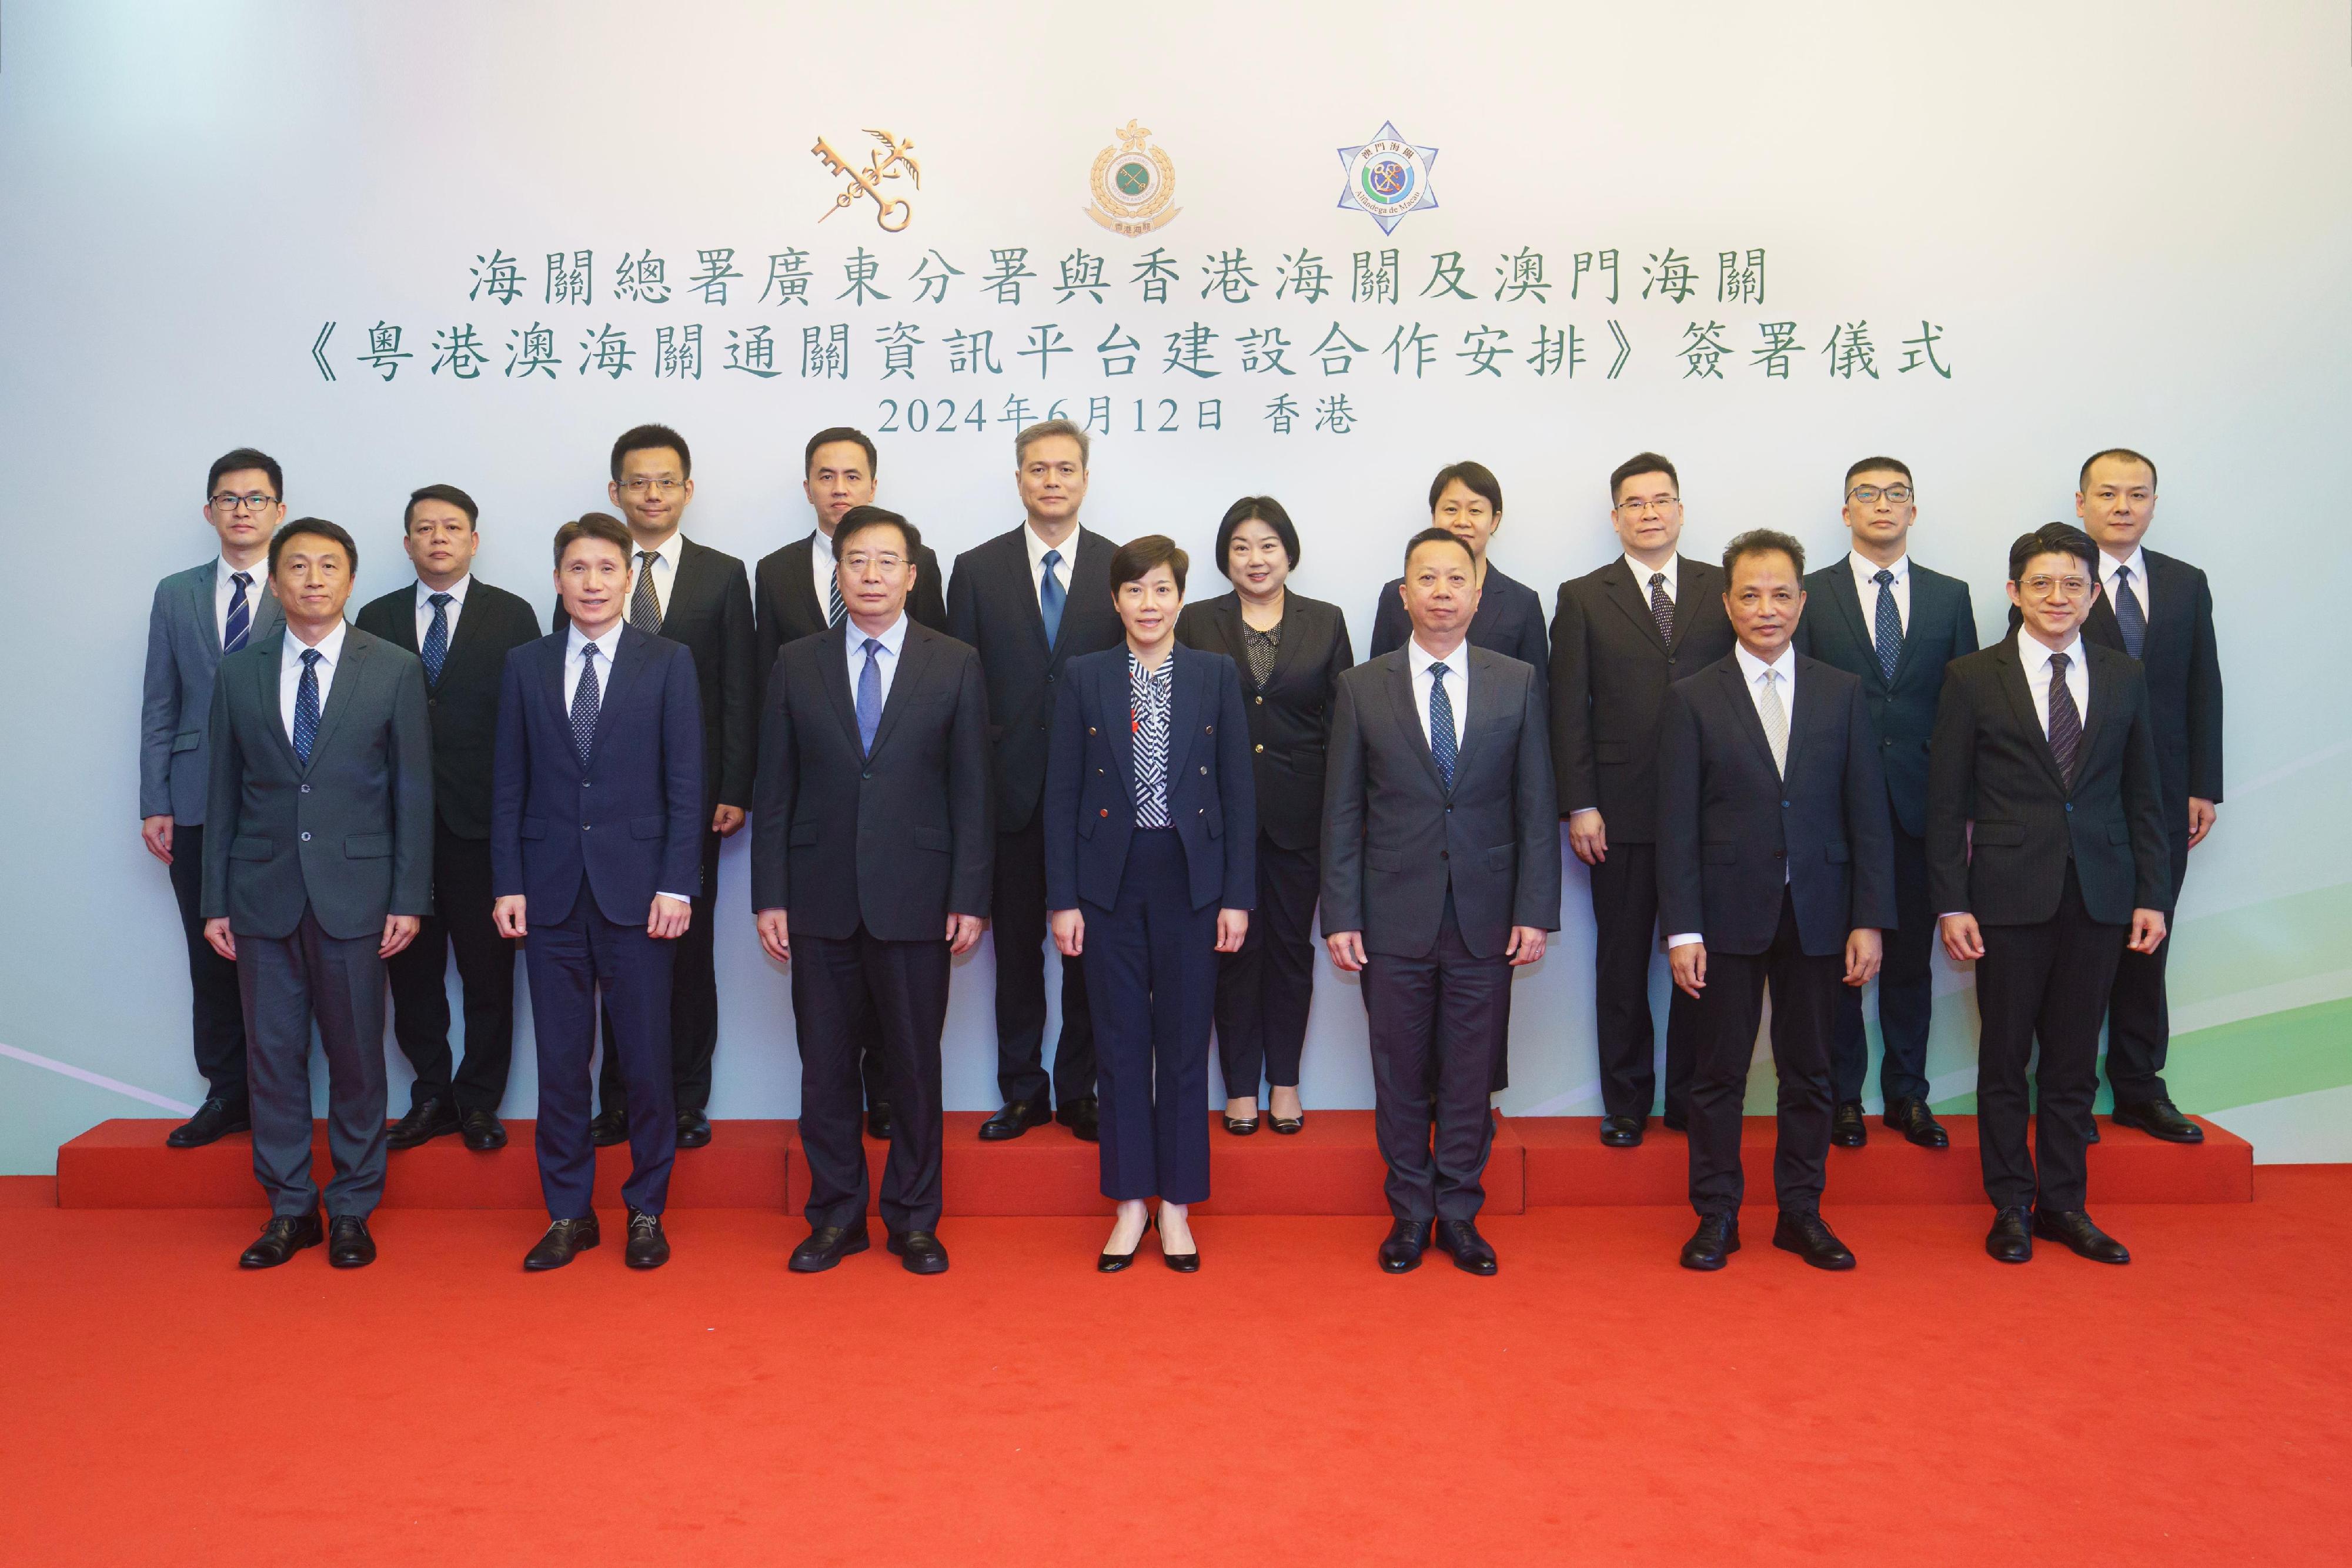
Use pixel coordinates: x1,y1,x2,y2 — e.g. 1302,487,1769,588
1254,744,1264,753
1205,724,1213,732
1198,765,1207,774
1089,726,1098,735
1254,696,1264,705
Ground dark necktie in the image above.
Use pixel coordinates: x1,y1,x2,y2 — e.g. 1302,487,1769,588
420,591,453,684
1039,549,1065,646
629,551,662,634
1648,571,1675,644
827,563,846,628
292,648,322,766
571,644,601,767
2112,565,2146,660
1873,568,1903,683
856,637,884,755
2046,651,2081,790
223,571,253,654
1428,661,1456,791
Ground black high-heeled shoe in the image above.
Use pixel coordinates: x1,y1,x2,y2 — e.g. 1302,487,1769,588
1221,1112,1259,1135
1268,1112,1305,1134
1156,1211,1200,1273
1098,1212,1148,1273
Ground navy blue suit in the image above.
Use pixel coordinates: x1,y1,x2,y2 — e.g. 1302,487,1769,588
1793,560,1979,1105
492,624,703,1219
1044,643,1255,1204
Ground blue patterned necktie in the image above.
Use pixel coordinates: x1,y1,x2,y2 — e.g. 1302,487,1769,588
571,643,601,767
2046,651,2082,789
856,637,884,755
420,591,453,684
1873,568,1903,683
1648,572,1675,644
292,648,322,767
1428,661,1456,791
223,571,253,654
2112,564,2146,660
1039,549,1065,646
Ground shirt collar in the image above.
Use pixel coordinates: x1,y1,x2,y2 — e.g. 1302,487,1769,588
219,554,261,586
1850,550,1907,586
1406,635,1466,680
636,531,684,572
846,611,909,657
1734,640,1794,684
1625,554,1678,597
287,617,348,666
810,526,834,565
2020,632,2084,675
2102,545,2148,585
567,619,626,663
1127,645,1174,681
415,574,472,607
1025,521,1075,572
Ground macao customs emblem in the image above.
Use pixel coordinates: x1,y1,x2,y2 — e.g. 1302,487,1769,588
1087,119,1180,236
1337,121,1439,234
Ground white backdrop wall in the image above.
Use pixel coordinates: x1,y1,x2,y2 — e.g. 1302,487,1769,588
3,1,2347,1172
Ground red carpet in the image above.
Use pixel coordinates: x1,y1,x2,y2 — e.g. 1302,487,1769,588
4,1169,2343,1566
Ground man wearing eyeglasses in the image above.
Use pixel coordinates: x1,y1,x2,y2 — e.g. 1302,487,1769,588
1549,453,1736,1148
1791,459,1979,1152
552,424,757,1152
1929,523,2170,1265
139,449,288,1148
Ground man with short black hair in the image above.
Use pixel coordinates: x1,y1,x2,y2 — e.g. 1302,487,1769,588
142,449,288,1147
356,484,542,1152
1931,523,2170,1265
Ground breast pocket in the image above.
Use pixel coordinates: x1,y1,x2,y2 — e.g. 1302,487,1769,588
1366,847,1402,873
912,826,953,854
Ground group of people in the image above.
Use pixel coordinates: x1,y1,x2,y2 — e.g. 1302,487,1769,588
139,420,2222,1276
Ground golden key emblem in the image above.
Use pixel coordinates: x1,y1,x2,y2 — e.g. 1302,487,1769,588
812,129,921,232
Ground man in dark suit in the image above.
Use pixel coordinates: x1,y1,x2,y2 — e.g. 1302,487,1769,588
494,514,703,1272
356,484,542,1153
1791,457,1978,1151
142,447,287,1148
1550,452,1738,1146
753,507,991,1276
1324,529,1560,1276
202,519,432,1269
1931,523,2171,1266
554,425,756,1152
753,427,948,1142
947,418,1125,1141
2074,449,2223,1144
1659,531,1897,1272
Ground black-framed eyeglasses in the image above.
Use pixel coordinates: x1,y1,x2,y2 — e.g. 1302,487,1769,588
209,492,278,512
1847,484,1913,504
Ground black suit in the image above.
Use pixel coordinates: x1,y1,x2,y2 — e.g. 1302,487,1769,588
2011,551,2223,1104
1792,559,1979,1105
356,579,542,1116
1322,647,1560,1222
753,618,991,1234
1549,556,1738,1121
1658,653,1897,1215
555,534,756,1120
946,524,1124,1109
1927,637,2169,1212
1175,590,1354,1098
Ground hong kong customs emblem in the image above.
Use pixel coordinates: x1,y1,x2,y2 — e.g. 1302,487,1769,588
1086,120,1180,236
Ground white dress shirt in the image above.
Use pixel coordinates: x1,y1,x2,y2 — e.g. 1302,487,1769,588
413,574,472,646
844,611,909,708
279,619,348,743
563,620,690,904
2019,631,2090,737
1024,521,1077,610
2100,546,2150,627
1626,553,1678,604
215,555,267,643
629,530,684,623
1668,641,1796,948
1847,551,1910,634
808,527,837,618
1406,634,1469,753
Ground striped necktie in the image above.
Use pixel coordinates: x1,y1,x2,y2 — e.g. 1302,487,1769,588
1872,569,1903,683
420,592,453,684
2112,565,2146,660
2047,651,2082,788
223,572,253,654
629,551,662,634
292,649,322,766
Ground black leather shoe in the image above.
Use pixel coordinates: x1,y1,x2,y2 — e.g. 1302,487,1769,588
1883,1098,1950,1149
1057,1096,1101,1143
387,1096,459,1151
459,1109,509,1152
1661,1110,1689,1133
789,1223,871,1273
1379,1218,1432,1273
168,1098,250,1148
624,1208,670,1269
1157,1215,1200,1273
1830,1101,1867,1148
1221,1112,1260,1135
979,1099,1050,1141
2033,1208,2130,1264
1599,1114,1645,1148
524,1216,600,1271
328,1215,377,1268
1268,1112,1305,1135
866,1100,894,1141
675,1109,712,1149
1772,1209,1855,1270
1985,1206,2034,1264
2112,1098,2203,1144
1436,1219,1497,1275
1099,1216,1148,1273
239,1212,322,1269
888,1229,950,1275
1681,1213,1740,1271
588,1107,630,1148
2086,1121,2102,1143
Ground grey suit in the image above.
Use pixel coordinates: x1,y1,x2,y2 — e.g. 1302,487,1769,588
203,624,432,1219
140,558,283,1107
1322,646,1560,1221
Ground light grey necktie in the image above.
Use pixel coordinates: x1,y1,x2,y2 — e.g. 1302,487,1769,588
1758,669,1789,777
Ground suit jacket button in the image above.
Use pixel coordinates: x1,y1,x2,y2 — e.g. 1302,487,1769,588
1198,765,1207,774
1439,850,1448,860
583,824,592,831
1773,848,1786,858
1205,724,1213,733
1254,744,1264,754
1099,808,1110,818
1782,800,1790,808
861,771,871,780
1254,696,1264,705
299,784,310,794
1090,727,1097,735
299,831,311,842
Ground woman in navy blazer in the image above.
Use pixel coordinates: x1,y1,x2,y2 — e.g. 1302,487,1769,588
1045,536,1255,1271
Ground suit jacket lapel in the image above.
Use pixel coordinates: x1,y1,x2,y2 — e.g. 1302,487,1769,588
1605,559,1671,654
1050,531,1104,660
1108,653,1137,796
2077,647,2116,775
539,632,571,764
820,623,864,752
1823,566,1875,684
1886,570,1931,689
663,539,704,627
1719,658,1780,778
187,564,223,658
1264,595,1311,690
1385,656,1445,793
587,626,647,768
1780,658,1824,780
2144,551,2179,653
864,625,932,760
1994,640,2069,793
1669,559,1715,654
792,536,828,633
1453,649,1507,791
1165,646,1204,778
249,629,301,771
301,633,367,774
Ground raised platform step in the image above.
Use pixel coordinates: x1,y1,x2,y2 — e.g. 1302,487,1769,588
55,1113,2247,1211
